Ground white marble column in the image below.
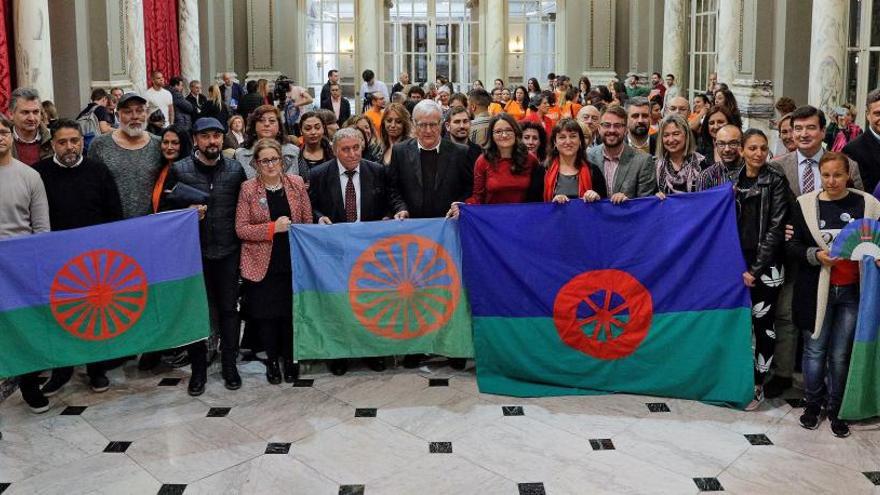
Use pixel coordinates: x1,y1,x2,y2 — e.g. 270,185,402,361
661,0,686,84
484,0,506,84
715,0,741,86
356,0,380,84
178,0,201,83
13,0,53,100
126,0,148,94
808,0,847,115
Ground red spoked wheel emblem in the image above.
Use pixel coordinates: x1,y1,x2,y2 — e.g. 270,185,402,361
348,234,460,339
49,249,148,341
553,269,652,360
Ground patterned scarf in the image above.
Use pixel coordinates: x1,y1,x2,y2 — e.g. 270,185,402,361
656,152,706,194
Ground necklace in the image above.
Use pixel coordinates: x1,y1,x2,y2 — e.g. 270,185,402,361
264,182,283,192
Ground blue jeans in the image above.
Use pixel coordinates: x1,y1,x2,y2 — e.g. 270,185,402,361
802,284,859,416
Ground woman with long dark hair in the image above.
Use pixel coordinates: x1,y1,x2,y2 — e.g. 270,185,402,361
713,88,743,128
464,114,541,206
544,118,607,203
297,111,335,177
521,120,548,164
527,78,542,98
234,105,301,180
696,105,737,161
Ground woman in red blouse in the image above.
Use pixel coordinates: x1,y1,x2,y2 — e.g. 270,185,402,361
469,114,541,204
544,118,608,203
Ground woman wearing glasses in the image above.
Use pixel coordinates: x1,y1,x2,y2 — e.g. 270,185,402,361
464,114,541,206
236,138,313,384
234,105,301,180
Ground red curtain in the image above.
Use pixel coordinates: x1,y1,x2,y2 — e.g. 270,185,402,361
143,0,181,84
0,0,13,113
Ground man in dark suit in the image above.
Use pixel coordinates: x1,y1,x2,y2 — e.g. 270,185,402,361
389,99,473,219
319,69,339,104
444,105,482,171
843,89,880,195
320,82,352,126
186,80,208,120
221,73,244,112
309,127,407,375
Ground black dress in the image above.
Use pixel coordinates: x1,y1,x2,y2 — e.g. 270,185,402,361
244,187,292,320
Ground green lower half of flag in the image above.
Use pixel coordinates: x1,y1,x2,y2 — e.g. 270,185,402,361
293,290,474,359
0,276,209,378
473,308,754,408
840,340,880,420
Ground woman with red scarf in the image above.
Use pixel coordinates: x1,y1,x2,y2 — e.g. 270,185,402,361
544,118,607,203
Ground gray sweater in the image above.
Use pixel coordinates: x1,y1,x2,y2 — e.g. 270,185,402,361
0,158,50,238
89,132,162,218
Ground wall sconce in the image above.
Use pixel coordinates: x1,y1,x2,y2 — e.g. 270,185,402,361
341,35,354,53
509,35,524,54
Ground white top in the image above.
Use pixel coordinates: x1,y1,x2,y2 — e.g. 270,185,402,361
337,162,361,221
145,87,173,123
360,80,389,100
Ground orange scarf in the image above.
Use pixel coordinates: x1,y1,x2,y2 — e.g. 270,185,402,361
151,164,171,213
543,158,593,201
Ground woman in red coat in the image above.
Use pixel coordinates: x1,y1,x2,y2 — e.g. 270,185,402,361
236,138,313,384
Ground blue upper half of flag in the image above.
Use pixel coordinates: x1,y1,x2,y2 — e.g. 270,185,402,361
855,257,880,344
291,218,461,294
0,209,203,312
458,186,750,317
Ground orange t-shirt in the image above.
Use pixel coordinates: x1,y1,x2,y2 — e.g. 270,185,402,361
365,107,384,133
503,100,525,120
488,102,503,115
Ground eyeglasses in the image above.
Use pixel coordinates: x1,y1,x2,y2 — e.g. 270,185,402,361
599,123,625,130
492,129,515,136
715,141,741,149
256,157,281,167
415,121,441,130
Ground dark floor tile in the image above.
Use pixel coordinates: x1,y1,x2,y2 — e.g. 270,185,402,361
265,442,291,454
589,438,615,450
518,482,546,495
158,378,182,387
646,402,671,413
157,484,187,495
693,477,724,491
785,398,804,408
0,483,9,494
429,378,449,387
355,408,377,418
429,441,453,453
206,407,231,418
103,441,132,453
744,433,773,446
60,406,87,416
864,471,880,485
292,379,314,387
338,485,365,495
502,406,524,416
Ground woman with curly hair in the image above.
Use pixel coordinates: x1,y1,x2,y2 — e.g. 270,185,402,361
234,105,301,180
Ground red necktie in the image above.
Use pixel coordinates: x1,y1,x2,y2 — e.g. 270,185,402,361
344,170,357,222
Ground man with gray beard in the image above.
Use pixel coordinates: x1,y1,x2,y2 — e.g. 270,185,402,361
88,93,162,219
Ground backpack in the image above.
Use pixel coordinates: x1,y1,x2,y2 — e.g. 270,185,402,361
77,104,101,151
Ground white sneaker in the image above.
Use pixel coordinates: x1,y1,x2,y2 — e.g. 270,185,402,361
745,386,764,411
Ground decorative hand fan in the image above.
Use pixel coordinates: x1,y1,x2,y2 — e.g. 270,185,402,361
830,218,880,260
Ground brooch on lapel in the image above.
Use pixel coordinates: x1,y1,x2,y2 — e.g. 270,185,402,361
258,197,268,209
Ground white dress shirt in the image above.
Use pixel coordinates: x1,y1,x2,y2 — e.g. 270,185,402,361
796,148,823,194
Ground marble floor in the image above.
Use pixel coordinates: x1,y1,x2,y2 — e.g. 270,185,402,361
1,359,880,495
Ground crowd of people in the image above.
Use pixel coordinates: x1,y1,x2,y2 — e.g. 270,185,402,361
3,66,880,440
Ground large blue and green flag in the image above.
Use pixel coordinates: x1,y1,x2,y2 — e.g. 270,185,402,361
840,257,880,420
291,219,473,360
459,186,754,408
0,210,209,378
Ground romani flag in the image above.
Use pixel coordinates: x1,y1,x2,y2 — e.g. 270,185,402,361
290,218,474,360
0,210,209,377
839,257,880,420
459,186,754,408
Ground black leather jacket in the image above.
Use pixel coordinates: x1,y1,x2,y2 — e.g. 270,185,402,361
734,163,792,277
165,154,247,260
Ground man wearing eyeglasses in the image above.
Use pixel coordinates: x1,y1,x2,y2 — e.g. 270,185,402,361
698,125,746,190
587,105,657,204
162,117,247,396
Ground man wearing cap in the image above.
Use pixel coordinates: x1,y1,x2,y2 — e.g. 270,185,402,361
89,93,162,220
162,117,247,396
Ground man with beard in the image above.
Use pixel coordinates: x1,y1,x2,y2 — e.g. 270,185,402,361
33,120,123,396
89,93,163,220
444,105,481,170
698,125,745,189
587,105,657,204
625,96,652,154
163,117,247,396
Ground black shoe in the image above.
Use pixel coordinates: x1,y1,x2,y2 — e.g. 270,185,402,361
89,374,110,393
266,360,282,385
187,373,206,396
138,352,162,371
166,350,191,369
283,359,299,383
41,369,73,397
222,363,242,390
328,360,348,376
25,393,50,414
763,375,792,399
366,357,387,372
799,405,821,430
402,354,426,369
829,415,850,438
448,358,467,370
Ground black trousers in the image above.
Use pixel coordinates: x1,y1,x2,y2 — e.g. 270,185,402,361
189,252,241,373
254,316,293,361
